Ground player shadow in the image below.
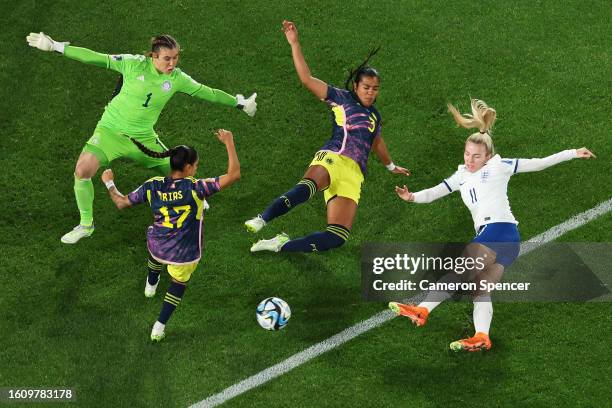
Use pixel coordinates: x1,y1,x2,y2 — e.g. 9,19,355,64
54,257,88,315
382,353,508,405
380,311,509,404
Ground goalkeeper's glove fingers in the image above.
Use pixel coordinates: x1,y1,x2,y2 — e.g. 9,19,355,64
26,32,69,53
236,92,257,117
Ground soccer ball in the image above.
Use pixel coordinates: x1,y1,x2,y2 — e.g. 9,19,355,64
256,297,291,330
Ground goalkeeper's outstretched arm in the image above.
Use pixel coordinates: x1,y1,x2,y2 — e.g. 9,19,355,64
184,81,257,117
27,32,112,68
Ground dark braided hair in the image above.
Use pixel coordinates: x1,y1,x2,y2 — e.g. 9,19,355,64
344,46,381,91
111,75,123,99
145,34,180,56
131,138,198,172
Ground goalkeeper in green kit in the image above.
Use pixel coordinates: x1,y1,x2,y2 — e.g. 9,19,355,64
26,32,257,244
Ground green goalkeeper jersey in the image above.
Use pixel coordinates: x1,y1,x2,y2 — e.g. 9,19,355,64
64,46,238,138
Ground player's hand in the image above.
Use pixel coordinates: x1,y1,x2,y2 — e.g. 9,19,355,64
236,93,257,117
395,185,415,202
215,129,234,145
26,32,68,53
282,20,299,45
392,165,411,176
576,147,596,159
101,169,115,183
26,32,54,51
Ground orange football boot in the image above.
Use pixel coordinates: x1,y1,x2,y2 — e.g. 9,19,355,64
388,302,429,326
449,332,492,352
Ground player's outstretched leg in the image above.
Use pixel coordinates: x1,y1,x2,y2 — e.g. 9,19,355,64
388,287,452,326
388,302,430,326
145,256,163,298
151,279,187,342
389,271,457,324
245,178,317,233
250,232,290,252
250,224,349,253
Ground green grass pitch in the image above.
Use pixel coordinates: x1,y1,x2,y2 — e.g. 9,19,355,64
2,1,610,407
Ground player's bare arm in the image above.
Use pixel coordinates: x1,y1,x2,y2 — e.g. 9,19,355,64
101,169,132,209
372,135,411,176
215,129,241,190
282,20,327,99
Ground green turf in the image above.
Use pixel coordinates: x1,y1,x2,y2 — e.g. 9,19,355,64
2,1,610,407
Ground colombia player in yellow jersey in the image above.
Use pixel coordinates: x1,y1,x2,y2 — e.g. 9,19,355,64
101,129,240,341
247,21,409,253
26,32,256,244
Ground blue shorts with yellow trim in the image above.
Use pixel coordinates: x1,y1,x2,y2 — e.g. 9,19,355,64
309,151,364,205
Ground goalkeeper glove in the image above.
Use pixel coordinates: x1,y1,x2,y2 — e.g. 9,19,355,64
26,32,69,53
236,93,257,117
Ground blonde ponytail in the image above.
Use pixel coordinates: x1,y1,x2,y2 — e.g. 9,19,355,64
448,98,497,156
448,99,496,133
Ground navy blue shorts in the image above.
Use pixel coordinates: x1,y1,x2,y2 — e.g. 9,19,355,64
472,223,521,267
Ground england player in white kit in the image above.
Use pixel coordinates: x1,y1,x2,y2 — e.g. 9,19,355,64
389,99,595,352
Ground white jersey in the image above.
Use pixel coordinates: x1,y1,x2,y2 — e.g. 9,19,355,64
412,150,577,232
446,155,518,231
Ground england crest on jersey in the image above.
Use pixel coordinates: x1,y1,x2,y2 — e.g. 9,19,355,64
162,81,172,92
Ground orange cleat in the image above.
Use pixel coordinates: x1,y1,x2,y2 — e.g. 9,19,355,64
449,332,492,352
388,302,429,326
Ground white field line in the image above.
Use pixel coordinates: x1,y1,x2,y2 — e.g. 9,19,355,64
191,197,612,408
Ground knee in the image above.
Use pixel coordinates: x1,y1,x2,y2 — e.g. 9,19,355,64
74,164,88,179
171,278,188,286
75,154,99,179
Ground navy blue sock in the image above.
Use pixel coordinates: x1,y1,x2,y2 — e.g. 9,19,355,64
158,281,186,324
261,178,317,222
147,256,162,285
280,224,350,253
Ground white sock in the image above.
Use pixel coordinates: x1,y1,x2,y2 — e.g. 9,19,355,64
473,296,493,335
152,321,165,332
419,291,451,312
419,301,440,312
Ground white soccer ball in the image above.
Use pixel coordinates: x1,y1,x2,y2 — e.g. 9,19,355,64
256,297,291,330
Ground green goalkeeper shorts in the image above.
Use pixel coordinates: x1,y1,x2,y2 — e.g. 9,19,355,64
82,126,170,171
